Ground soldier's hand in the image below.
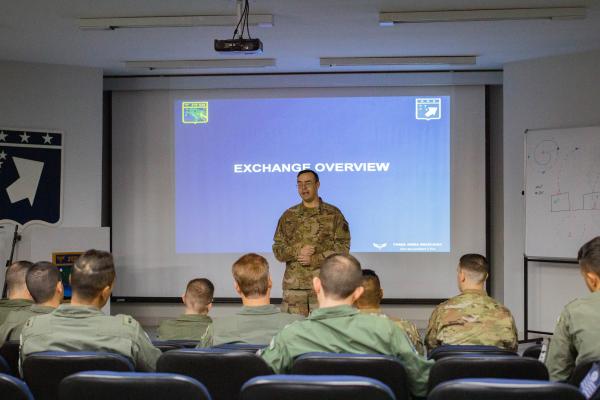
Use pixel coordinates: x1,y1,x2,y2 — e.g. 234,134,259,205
300,245,316,257
298,254,312,265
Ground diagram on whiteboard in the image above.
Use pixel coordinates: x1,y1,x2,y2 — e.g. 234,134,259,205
526,126,600,258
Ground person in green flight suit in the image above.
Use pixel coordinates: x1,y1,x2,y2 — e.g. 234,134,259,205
0,261,34,325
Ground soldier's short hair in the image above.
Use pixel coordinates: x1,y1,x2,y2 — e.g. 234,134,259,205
459,253,488,283
232,253,270,298
319,254,362,300
184,278,214,313
578,236,600,275
5,260,33,297
26,262,61,304
356,268,383,308
71,249,115,301
297,169,319,182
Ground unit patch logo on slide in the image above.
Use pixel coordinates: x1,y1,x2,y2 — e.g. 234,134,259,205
182,101,209,124
0,129,63,226
416,98,442,121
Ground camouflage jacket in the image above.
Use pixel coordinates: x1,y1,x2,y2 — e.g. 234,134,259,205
425,289,518,352
359,307,425,356
273,198,350,290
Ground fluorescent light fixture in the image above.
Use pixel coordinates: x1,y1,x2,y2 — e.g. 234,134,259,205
320,56,476,67
379,7,586,25
125,59,276,70
80,14,273,30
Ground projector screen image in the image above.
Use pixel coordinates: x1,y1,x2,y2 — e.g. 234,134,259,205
175,95,450,254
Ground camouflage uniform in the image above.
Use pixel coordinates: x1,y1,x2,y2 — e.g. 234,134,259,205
425,289,518,352
359,307,425,356
157,314,213,346
546,290,600,381
0,304,54,346
20,304,162,371
259,305,433,398
0,299,33,325
273,198,350,316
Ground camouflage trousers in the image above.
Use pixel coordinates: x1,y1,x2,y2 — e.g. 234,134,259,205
281,289,318,317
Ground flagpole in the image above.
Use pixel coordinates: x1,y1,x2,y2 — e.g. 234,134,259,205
2,224,21,298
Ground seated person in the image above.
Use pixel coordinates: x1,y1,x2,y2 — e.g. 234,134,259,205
0,262,63,345
210,253,303,346
546,236,600,381
260,254,432,399
356,269,425,355
20,249,161,371
425,254,517,352
158,278,213,345
0,261,34,324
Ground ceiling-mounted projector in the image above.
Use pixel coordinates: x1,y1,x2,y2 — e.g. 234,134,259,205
214,38,263,53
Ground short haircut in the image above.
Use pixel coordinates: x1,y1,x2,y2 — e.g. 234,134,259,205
26,262,60,303
184,278,214,313
232,253,270,298
297,169,319,182
578,236,600,276
70,249,115,300
319,254,362,299
357,268,382,308
5,260,33,297
459,253,488,283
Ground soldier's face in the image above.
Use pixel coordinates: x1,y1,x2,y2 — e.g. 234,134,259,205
297,173,320,203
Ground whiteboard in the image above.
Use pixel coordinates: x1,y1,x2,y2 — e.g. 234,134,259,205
525,126,600,258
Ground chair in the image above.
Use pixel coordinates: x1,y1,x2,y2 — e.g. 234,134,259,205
428,378,585,400
0,355,10,374
22,351,134,400
569,360,600,386
157,348,273,400
0,340,20,376
522,344,543,359
60,371,212,400
152,340,185,352
428,355,549,392
163,339,199,348
428,344,517,360
0,373,34,400
212,343,267,353
240,375,396,400
291,352,409,400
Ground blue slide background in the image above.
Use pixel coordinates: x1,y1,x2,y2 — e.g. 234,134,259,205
175,96,450,253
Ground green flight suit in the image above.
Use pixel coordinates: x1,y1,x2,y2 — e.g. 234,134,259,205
0,304,54,346
210,304,303,346
259,305,433,398
359,307,425,356
20,304,162,372
546,290,600,381
157,314,212,346
425,289,518,352
0,299,33,325
273,198,350,316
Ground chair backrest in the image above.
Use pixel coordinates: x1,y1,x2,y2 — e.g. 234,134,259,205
0,373,34,400
428,345,517,361
152,340,185,352
240,375,396,400
60,371,212,400
428,378,585,400
163,339,199,348
22,351,134,400
570,360,599,387
291,352,409,400
0,340,20,376
212,343,267,353
522,344,543,359
157,348,273,400
428,355,549,392
0,355,10,374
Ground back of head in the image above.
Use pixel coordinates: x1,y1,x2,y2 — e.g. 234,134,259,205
71,250,115,301
184,278,214,313
578,236,600,275
232,253,270,298
319,254,362,300
459,254,488,284
356,269,382,308
26,262,61,304
5,260,33,298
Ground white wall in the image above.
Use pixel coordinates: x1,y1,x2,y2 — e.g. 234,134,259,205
0,61,103,284
502,50,600,336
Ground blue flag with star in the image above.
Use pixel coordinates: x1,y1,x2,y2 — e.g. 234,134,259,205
0,129,63,226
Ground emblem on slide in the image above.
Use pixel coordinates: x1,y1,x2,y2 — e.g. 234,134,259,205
416,98,442,120
182,101,209,124
0,129,63,226
372,242,388,250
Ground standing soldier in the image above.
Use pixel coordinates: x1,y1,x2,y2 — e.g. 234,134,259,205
273,169,350,316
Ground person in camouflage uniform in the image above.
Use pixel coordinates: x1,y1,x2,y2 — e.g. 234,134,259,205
546,236,600,381
356,269,425,356
273,169,350,316
0,261,33,325
425,254,518,352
